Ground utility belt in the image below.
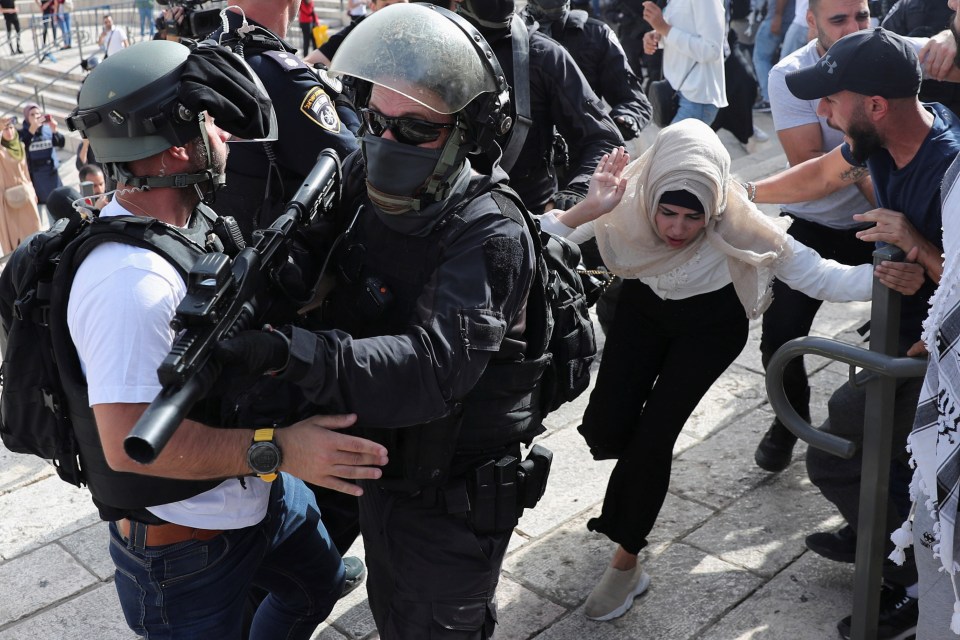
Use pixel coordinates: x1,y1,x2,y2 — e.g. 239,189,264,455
401,443,553,535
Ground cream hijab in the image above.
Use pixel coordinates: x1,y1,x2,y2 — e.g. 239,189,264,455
594,119,793,319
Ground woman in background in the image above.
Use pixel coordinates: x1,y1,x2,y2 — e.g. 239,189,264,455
0,116,42,254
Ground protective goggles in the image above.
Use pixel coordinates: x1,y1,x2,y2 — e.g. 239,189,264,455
360,108,453,146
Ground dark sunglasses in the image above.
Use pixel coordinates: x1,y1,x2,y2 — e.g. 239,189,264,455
359,108,453,146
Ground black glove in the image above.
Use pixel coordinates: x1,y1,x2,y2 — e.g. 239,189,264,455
214,327,291,377
614,115,640,140
552,189,584,212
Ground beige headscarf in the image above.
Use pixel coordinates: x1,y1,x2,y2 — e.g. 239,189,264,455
595,119,793,319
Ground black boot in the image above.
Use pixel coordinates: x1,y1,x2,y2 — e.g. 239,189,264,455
754,419,799,472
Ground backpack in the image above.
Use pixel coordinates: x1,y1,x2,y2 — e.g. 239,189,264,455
0,212,208,487
487,185,597,416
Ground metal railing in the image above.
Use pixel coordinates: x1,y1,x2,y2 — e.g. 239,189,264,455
766,244,927,640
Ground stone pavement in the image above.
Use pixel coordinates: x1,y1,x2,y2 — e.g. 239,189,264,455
0,114,878,640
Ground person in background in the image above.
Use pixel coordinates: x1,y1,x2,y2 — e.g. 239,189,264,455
642,0,728,125
136,0,155,38
0,115,41,254
780,0,810,58
752,0,796,111
98,14,128,58
298,0,317,54
1,0,23,54
56,0,71,49
19,103,64,223
35,0,57,48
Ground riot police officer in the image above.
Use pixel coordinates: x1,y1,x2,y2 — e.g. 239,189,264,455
208,2,360,240
456,0,624,214
216,5,550,637
523,0,651,142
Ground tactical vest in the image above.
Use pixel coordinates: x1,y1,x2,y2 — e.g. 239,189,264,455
48,207,224,522
330,170,548,490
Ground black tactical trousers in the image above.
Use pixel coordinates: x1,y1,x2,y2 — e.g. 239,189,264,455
358,479,512,639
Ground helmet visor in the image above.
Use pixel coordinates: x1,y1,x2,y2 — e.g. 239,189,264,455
329,3,497,115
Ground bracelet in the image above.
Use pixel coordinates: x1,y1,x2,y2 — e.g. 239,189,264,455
742,181,757,202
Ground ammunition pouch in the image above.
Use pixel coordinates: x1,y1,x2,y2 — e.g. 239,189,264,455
466,444,553,534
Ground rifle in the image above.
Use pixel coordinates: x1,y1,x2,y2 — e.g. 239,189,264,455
123,149,342,464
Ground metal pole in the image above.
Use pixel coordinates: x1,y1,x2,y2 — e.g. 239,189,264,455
849,244,903,640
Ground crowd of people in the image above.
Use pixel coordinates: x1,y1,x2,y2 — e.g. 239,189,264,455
5,0,960,639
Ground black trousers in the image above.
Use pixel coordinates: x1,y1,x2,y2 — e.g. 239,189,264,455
359,479,511,639
759,215,873,421
580,280,748,554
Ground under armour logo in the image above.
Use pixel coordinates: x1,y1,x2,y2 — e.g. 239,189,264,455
820,55,838,75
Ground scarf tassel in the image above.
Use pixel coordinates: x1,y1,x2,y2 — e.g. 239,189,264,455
889,504,917,566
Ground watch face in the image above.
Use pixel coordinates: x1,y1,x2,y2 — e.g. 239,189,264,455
248,442,281,475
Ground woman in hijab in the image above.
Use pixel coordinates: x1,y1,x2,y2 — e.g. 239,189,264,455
0,115,41,255
542,119,923,622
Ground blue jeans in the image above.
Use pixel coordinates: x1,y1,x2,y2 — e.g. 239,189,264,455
109,474,344,640
672,93,719,126
57,13,70,46
779,21,807,61
752,18,785,101
139,6,155,36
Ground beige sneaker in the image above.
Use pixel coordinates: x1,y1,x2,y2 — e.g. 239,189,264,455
584,564,651,621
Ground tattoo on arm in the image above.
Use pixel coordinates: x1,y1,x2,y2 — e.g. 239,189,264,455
839,166,869,183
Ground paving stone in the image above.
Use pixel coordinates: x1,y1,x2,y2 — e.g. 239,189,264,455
0,475,99,560
0,544,97,626
513,425,615,540
684,366,768,441
698,552,854,640
495,575,568,640
532,543,763,640
504,507,615,608
0,583,133,640
60,521,114,581
669,408,781,510
682,461,846,577
0,445,55,496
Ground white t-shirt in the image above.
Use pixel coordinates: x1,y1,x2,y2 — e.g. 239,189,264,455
769,38,873,228
539,211,873,302
101,26,127,57
791,0,809,29
67,200,270,529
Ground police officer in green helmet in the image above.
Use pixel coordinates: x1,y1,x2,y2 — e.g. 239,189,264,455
59,39,387,637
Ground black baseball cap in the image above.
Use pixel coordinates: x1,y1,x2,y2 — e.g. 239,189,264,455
785,27,921,100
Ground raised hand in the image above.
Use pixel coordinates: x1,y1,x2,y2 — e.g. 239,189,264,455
556,146,630,229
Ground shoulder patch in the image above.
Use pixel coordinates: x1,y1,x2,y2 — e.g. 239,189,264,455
301,87,342,132
261,49,308,72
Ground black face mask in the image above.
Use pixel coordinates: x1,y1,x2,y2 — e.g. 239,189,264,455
527,0,569,22
361,134,446,215
458,0,515,41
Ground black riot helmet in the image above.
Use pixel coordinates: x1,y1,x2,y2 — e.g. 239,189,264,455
67,39,276,203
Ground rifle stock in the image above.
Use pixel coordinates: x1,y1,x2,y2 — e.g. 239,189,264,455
124,149,341,464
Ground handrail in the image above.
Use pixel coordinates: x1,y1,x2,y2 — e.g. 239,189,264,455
765,243,927,640
765,337,926,457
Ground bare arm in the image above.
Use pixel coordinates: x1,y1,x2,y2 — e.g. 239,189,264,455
754,145,871,205
777,122,826,167
92,403,388,496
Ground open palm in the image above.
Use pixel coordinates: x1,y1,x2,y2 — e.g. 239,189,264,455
585,146,630,218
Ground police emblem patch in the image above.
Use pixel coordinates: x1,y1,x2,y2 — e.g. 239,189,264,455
301,87,341,133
